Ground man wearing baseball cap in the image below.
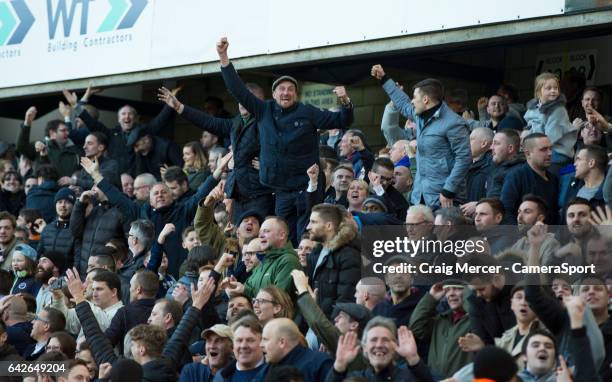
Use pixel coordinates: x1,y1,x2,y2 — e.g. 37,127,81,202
180,324,233,382
217,37,354,245
38,187,76,271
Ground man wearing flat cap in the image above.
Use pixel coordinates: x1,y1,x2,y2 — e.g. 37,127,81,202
409,279,471,377
217,37,354,244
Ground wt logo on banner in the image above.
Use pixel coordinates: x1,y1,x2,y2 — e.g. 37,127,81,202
47,0,147,39
0,0,35,45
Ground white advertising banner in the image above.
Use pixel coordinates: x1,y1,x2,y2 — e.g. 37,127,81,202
1,0,565,89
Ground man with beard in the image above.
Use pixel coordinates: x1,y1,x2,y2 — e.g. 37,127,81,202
554,198,596,267
486,129,524,198
510,195,560,266
226,295,253,324
372,256,424,328
477,95,513,130
501,134,559,224
322,165,353,207
38,188,77,269
465,255,515,346
34,251,67,314
212,316,266,382
305,203,361,318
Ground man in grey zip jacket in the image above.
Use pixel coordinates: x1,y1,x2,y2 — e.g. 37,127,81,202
371,65,471,209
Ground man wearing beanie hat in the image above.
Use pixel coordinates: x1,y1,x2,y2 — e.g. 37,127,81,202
35,251,66,314
217,37,354,245
38,187,76,272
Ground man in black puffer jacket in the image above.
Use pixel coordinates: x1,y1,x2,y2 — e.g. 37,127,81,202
70,185,129,275
38,187,77,269
306,204,361,319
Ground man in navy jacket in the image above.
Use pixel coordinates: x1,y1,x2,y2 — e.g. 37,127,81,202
217,37,354,244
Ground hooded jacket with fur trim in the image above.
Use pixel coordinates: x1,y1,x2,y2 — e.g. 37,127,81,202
307,221,362,319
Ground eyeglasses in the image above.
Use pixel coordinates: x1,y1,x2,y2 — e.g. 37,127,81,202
252,298,276,306
404,221,428,227
243,252,264,258
45,344,62,352
33,315,49,323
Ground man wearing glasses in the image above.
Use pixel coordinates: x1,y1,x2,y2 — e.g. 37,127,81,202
369,158,410,220
24,307,65,360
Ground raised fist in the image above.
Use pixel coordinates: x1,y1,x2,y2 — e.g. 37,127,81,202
371,65,386,80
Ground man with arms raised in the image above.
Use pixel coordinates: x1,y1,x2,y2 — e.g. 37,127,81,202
217,37,354,243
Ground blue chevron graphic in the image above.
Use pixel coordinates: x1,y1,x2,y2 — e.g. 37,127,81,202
117,0,147,30
8,0,35,45
98,0,128,32
0,2,16,46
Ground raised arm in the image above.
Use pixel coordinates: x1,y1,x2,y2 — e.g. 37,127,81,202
158,87,233,139
163,278,216,366
68,268,118,365
372,65,415,120
217,38,266,119
16,107,38,160
183,158,226,221
381,101,407,146
83,157,140,221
